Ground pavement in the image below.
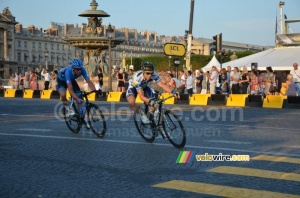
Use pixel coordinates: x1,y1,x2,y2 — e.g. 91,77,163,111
0,97,299,198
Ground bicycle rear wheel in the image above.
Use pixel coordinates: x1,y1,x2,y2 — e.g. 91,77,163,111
133,111,155,143
86,103,106,138
63,103,81,133
162,110,186,149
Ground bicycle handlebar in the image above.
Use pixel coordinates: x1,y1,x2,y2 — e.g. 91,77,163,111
81,90,98,98
156,93,179,105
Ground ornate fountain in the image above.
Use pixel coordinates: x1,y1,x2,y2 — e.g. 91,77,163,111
64,0,123,77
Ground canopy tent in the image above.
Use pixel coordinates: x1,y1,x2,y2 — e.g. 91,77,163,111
201,55,220,72
221,47,300,71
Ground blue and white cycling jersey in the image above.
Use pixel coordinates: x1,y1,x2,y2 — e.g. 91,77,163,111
58,66,89,85
128,70,161,90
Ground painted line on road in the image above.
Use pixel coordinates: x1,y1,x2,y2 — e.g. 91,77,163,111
208,166,300,182
153,180,300,198
252,155,300,164
0,132,300,157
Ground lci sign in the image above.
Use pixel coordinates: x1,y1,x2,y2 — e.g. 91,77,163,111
163,43,186,57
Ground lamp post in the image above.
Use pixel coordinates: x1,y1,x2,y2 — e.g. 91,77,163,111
106,24,114,92
168,56,172,71
130,51,133,65
45,50,49,70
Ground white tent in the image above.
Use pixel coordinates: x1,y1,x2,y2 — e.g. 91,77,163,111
202,55,220,72
222,47,300,71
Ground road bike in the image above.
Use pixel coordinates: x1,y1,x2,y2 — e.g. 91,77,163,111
63,90,106,138
133,94,186,149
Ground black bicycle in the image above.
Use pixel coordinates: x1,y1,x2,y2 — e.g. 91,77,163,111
63,90,106,138
133,94,186,149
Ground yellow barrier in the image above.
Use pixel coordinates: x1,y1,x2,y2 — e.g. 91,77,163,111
40,90,52,99
226,94,248,107
23,89,34,98
135,94,144,104
107,92,122,102
4,89,16,98
159,93,174,104
262,95,283,108
189,94,211,105
87,92,96,101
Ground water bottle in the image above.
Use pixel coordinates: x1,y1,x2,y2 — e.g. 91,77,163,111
80,105,86,119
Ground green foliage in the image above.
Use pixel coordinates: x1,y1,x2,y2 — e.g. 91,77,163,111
125,50,258,71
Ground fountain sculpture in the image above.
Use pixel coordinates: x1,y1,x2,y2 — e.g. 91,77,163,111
64,0,123,77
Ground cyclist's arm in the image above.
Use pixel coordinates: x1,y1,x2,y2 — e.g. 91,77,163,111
157,81,174,93
86,78,96,91
137,89,151,103
67,84,79,101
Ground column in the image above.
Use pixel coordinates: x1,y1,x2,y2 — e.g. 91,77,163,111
3,28,7,60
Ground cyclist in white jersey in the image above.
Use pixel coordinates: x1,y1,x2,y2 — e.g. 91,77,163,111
126,62,178,124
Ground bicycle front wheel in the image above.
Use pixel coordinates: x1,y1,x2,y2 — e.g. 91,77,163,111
133,111,155,143
87,104,106,138
63,104,81,133
163,110,186,149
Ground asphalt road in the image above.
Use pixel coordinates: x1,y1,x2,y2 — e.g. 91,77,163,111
0,97,299,198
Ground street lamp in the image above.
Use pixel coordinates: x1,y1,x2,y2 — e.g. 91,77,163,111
106,24,114,92
44,50,49,70
168,56,172,71
130,51,133,65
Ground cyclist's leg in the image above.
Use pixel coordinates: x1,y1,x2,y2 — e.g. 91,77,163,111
144,86,155,112
126,87,139,112
57,78,68,105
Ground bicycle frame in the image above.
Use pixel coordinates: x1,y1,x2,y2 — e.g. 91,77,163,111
144,94,175,138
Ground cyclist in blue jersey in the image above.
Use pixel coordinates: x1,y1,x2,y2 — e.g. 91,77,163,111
57,58,101,116
126,62,178,124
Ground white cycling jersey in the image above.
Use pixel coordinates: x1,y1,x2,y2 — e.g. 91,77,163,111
128,70,161,90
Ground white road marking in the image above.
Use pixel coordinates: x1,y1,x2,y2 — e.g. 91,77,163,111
16,128,53,132
0,132,299,157
205,140,253,145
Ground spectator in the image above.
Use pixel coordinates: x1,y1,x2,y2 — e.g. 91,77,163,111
220,68,228,94
196,70,203,94
273,72,282,96
206,66,218,94
97,68,103,89
41,69,51,90
51,70,58,91
30,72,38,90
23,72,30,89
289,63,300,96
10,72,19,89
240,66,250,94
250,69,259,95
179,70,186,94
116,68,125,92
226,66,233,94
230,67,240,94
186,70,194,98
263,66,273,95
283,74,297,96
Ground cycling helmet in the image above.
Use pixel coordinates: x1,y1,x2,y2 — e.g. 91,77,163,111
71,58,83,69
141,62,154,72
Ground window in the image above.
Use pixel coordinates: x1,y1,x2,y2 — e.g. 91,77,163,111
45,43,48,49
62,45,65,51
57,44,59,50
24,41,27,48
39,42,41,49
51,44,54,50
32,42,35,49
17,52,21,61
18,41,21,47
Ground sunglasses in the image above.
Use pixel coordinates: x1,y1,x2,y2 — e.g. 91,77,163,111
144,72,153,75
75,68,82,71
